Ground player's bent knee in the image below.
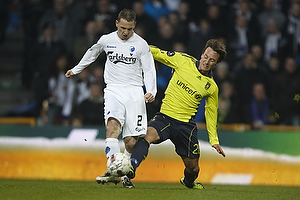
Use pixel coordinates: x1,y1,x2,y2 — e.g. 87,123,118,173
191,166,200,174
186,166,199,175
144,127,160,143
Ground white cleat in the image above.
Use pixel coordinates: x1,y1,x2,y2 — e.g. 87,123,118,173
96,172,120,185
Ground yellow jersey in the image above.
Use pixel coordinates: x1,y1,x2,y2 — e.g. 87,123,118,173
150,46,219,145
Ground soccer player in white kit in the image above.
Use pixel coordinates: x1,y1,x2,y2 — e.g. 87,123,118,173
65,9,157,188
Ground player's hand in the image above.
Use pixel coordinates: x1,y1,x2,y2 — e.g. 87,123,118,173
144,93,155,103
212,144,226,157
65,70,76,78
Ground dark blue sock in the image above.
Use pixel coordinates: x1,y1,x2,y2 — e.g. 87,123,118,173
183,168,198,188
130,138,150,170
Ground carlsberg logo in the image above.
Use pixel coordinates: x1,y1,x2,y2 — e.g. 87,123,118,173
107,51,137,64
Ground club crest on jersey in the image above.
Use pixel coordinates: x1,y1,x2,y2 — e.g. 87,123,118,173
167,51,175,56
205,82,211,90
129,46,135,52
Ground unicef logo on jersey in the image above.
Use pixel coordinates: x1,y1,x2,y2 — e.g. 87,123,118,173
129,46,135,52
176,80,202,100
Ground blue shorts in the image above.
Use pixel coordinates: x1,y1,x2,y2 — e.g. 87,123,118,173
148,112,200,158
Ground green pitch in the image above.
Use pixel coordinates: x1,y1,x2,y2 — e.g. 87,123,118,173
0,179,299,200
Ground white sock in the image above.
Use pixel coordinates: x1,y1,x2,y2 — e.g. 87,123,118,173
123,148,132,158
105,138,120,159
123,149,132,178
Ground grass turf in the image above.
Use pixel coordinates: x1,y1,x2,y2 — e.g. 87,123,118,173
0,179,299,200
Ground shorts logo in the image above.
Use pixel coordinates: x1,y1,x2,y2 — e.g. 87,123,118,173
135,127,145,132
107,45,116,48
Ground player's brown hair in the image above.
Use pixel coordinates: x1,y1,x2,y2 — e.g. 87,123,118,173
203,39,227,63
117,9,136,22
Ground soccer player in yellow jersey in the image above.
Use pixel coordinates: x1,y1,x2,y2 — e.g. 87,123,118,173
128,39,227,189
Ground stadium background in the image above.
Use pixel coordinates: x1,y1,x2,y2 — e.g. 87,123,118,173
0,124,299,186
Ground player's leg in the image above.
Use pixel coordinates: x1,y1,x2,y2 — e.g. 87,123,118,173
173,122,204,189
96,117,122,184
121,86,147,188
129,113,168,178
96,86,125,184
122,130,142,158
103,86,126,159
129,127,159,173
180,156,204,189
123,136,138,154
105,117,121,158
121,136,137,188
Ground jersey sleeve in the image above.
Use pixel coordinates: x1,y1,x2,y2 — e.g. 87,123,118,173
140,45,157,97
71,37,105,75
149,45,184,70
205,86,219,146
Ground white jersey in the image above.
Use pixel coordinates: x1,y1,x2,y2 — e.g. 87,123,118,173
71,31,157,96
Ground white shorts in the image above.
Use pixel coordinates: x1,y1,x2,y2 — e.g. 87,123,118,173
104,85,147,138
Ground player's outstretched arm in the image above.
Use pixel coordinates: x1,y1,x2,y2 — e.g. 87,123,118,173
65,70,76,78
212,144,226,157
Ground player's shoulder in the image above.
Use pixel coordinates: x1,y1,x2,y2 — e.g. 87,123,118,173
161,49,197,61
132,33,149,46
98,31,116,43
179,52,197,63
167,51,197,66
133,32,146,41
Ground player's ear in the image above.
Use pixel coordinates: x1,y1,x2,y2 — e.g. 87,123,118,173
115,20,119,28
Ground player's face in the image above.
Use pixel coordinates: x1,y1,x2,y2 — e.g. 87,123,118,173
198,47,220,75
116,18,136,40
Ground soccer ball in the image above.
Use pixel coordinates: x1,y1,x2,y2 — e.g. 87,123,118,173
107,153,131,177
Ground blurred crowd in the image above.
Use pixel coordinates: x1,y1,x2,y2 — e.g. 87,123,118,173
1,0,300,129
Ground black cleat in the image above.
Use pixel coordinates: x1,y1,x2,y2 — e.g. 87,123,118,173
126,167,136,179
122,176,135,188
180,177,204,189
